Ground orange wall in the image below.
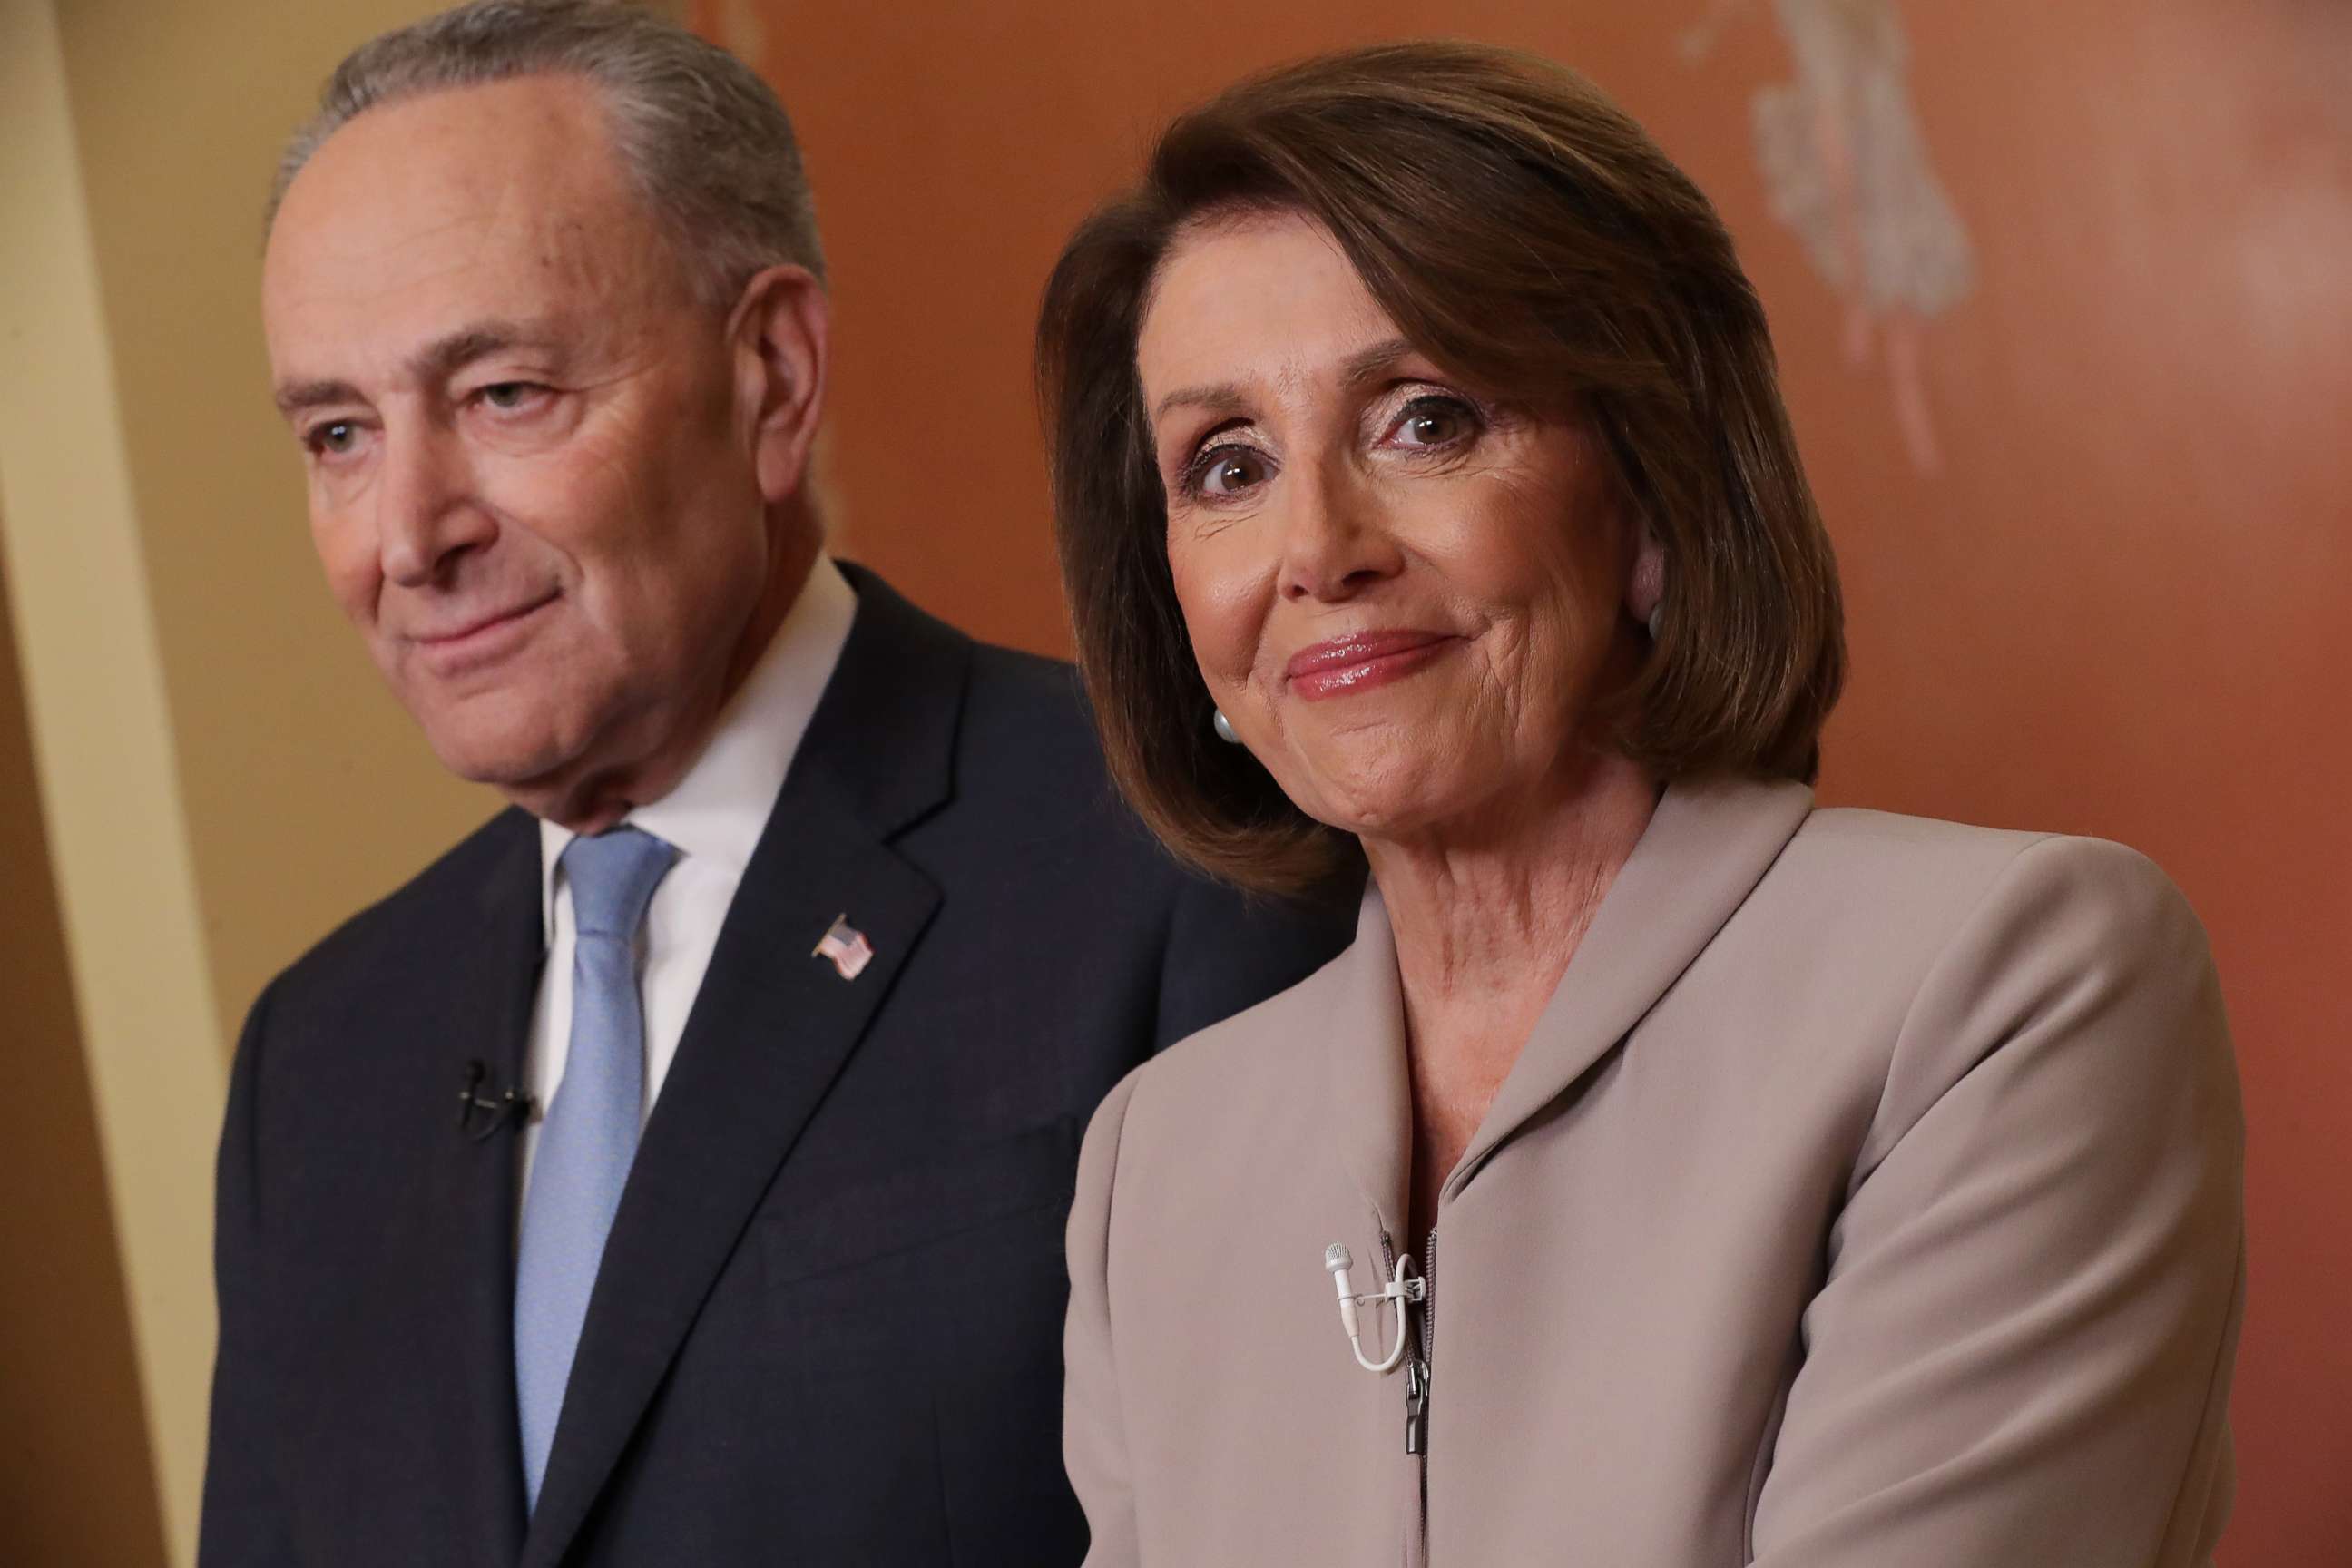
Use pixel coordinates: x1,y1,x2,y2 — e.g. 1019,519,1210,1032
696,1,2348,1560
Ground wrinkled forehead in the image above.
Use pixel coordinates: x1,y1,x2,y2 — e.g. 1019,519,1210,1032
260,76,678,378
1137,211,1406,418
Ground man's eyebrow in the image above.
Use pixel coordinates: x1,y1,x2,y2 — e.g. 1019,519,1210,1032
272,377,364,417
270,318,565,417
1149,336,1422,426
407,318,562,386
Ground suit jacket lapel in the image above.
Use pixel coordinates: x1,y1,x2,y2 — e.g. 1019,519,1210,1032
400,810,538,1564
520,571,965,1568
1322,779,1816,1219
1447,776,1815,1197
1318,892,1415,1240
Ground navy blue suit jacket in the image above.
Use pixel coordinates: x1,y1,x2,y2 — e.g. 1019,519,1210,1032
199,568,1354,1566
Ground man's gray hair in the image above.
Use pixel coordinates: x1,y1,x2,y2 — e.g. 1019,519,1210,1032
268,0,824,303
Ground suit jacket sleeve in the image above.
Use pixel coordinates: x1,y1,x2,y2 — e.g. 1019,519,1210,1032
1751,836,2245,1566
1152,874,1353,1050
198,982,300,1567
1065,1067,1148,1568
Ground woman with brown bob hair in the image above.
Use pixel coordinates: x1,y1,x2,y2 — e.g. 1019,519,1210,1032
1040,41,2242,1568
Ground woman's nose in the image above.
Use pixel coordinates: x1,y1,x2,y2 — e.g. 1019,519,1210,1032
1276,462,1406,603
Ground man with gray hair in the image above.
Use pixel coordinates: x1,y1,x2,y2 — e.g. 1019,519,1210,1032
203,4,1350,1563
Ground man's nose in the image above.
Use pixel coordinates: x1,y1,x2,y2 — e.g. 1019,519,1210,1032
375,423,495,587
1276,460,1406,603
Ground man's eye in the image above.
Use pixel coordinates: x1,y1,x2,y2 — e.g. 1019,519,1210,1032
307,422,358,456
1190,446,1271,499
478,382,543,411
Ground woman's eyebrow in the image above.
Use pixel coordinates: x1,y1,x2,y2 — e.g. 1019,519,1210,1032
1152,379,1248,423
1337,336,1417,392
1152,336,1419,426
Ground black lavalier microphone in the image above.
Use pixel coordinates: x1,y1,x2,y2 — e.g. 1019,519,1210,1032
456,1058,536,1141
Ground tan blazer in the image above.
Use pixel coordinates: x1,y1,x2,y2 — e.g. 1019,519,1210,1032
1064,778,2243,1566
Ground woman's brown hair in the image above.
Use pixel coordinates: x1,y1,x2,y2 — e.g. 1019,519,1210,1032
1038,41,1845,898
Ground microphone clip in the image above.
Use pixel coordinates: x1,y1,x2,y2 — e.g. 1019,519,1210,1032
1324,1243,1426,1375
456,1059,536,1142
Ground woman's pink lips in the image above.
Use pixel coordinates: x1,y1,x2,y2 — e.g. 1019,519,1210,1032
1284,629,1459,701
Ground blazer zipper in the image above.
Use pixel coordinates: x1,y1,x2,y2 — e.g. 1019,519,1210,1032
1384,1228,1439,1559
1377,1230,1437,1449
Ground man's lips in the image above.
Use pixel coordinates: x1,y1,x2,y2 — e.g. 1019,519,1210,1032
1283,629,1459,701
410,591,561,648
405,590,561,675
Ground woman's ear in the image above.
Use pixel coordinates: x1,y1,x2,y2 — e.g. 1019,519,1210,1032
726,263,831,505
1627,525,1665,637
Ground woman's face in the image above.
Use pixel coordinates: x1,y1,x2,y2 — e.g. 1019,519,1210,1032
1137,211,1651,844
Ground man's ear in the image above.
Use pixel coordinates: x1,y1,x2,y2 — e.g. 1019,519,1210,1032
726,263,830,505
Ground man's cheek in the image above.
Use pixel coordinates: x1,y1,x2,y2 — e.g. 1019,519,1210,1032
322,557,383,631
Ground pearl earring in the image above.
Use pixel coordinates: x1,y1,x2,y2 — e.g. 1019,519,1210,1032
1212,709,1241,744
1633,532,1666,640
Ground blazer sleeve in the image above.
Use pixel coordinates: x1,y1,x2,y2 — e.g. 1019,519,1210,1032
1065,1066,1148,1568
198,982,301,1568
1751,836,2245,1567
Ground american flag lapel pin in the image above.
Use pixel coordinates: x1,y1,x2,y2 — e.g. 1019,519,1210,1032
812,913,875,981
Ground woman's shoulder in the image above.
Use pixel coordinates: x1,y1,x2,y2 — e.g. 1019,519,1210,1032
1702,803,2225,1099
1779,805,2205,950
1077,933,1360,1174
1762,808,2230,1150
1162,935,1357,1081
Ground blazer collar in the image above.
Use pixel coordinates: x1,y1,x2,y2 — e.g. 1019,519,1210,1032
789,561,965,839
534,555,858,936
1322,775,1816,1232
1318,892,1416,1241
517,565,967,1567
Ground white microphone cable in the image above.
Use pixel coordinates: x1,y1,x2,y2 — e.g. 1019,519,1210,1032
1324,1242,1421,1375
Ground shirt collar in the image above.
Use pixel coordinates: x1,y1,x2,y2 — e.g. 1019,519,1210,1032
537,554,858,940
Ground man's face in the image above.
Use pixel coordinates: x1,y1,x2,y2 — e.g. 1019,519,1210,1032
262,75,779,808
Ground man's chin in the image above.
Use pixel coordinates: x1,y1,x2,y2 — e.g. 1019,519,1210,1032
403,683,681,828
420,723,579,799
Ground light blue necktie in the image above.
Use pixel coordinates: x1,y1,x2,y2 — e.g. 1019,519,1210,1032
514,826,677,1512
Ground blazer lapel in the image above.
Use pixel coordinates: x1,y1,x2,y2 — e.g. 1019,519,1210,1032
395,810,538,1564
1325,779,1815,1219
1320,892,1416,1240
1447,776,1815,1197
519,571,964,1568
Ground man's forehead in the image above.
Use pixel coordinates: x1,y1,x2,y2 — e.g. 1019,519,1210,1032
286,82,637,246
262,77,669,377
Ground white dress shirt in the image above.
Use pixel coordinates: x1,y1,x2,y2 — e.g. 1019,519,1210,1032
518,556,858,1198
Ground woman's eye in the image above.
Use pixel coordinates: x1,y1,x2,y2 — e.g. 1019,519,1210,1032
1391,396,1476,449
1191,446,1270,498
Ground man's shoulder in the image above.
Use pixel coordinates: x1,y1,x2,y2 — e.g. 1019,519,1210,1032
843,567,1130,817
941,636,1178,871
266,805,535,1012
958,637,1100,764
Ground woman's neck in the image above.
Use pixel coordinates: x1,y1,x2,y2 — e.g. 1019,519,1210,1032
1362,749,1659,1240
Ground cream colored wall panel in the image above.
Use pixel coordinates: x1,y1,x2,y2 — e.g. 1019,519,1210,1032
56,0,491,1054
0,6,225,1561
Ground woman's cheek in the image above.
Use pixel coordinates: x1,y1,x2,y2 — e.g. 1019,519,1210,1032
1170,535,1266,691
